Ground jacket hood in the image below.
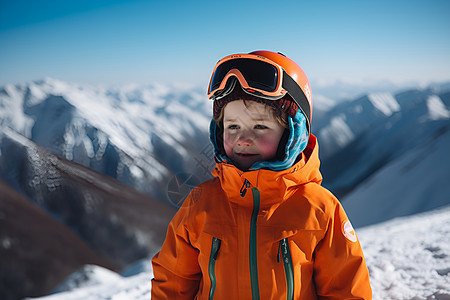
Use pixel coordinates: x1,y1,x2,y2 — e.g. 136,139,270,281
211,134,322,208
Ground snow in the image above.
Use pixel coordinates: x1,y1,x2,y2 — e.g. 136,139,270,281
368,93,400,116
426,95,450,121
28,206,450,300
33,270,152,300
319,114,355,147
358,206,450,300
0,84,34,137
311,94,336,112
51,265,122,294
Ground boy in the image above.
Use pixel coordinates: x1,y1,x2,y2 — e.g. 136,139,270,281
152,51,372,299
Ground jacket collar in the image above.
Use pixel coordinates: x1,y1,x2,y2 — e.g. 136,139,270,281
211,134,322,208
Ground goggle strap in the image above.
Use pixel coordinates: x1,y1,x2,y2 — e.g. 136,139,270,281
282,71,311,130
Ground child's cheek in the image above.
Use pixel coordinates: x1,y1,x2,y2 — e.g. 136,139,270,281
223,132,235,157
256,136,279,158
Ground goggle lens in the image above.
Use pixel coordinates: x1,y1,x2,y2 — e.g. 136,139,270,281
209,58,279,94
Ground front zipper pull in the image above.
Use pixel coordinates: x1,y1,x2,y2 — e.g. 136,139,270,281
211,237,221,260
277,241,281,263
240,179,250,197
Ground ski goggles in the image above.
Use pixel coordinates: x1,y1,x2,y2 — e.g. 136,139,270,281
207,54,309,121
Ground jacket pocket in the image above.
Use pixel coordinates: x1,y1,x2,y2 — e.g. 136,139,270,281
208,237,221,300
278,238,294,300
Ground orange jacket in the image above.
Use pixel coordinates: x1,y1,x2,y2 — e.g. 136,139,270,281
152,135,372,299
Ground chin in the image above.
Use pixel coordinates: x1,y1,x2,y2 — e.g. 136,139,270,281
235,162,255,171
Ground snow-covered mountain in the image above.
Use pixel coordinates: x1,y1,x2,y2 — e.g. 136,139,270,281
0,78,213,203
3,78,449,209
313,85,450,196
28,205,450,300
314,85,450,227
316,87,450,162
0,129,175,300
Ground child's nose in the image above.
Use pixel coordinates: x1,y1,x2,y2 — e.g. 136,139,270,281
237,131,253,146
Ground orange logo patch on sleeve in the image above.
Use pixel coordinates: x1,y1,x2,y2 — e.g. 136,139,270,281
342,220,357,243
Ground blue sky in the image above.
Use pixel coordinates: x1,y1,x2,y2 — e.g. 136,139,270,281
1,0,449,90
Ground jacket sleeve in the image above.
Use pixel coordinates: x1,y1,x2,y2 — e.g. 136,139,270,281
151,200,201,299
313,201,372,299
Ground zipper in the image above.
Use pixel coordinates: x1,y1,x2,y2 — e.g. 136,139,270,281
241,179,261,299
278,238,294,300
209,237,221,300
240,179,251,197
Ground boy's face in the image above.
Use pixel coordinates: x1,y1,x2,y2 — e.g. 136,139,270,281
223,100,285,170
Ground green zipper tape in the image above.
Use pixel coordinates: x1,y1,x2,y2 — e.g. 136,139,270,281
250,187,260,299
209,237,221,300
280,238,294,300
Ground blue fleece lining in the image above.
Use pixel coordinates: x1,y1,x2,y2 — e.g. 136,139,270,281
209,110,309,171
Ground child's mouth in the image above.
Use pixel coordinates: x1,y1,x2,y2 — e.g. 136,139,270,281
236,153,257,157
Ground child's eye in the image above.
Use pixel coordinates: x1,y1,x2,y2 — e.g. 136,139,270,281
254,124,268,129
228,124,239,130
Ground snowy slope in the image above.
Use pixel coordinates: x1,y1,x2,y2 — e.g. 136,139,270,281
29,206,450,300
359,207,450,300
342,122,450,228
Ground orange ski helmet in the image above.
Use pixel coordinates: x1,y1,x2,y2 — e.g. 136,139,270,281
208,50,313,132
250,50,313,125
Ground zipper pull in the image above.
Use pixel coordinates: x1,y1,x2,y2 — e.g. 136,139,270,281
277,241,281,263
211,237,221,260
240,179,250,197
